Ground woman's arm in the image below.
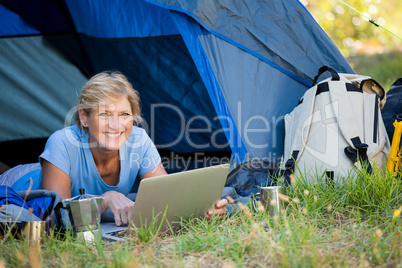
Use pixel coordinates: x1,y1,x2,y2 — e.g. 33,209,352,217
42,159,135,226
41,159,72,199
140,162,167,179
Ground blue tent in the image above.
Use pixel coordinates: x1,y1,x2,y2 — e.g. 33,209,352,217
0,0,354,168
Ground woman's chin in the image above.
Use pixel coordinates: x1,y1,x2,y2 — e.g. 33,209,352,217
99,141,125,152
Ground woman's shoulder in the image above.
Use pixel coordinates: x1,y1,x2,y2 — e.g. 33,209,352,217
40,125,87,171
129,126,150,138
124,126,153,150
52,124,83,136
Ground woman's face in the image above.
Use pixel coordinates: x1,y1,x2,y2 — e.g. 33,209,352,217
80,96,134,152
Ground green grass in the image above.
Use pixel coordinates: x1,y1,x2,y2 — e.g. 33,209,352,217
1,169,402,267
348,50,402,91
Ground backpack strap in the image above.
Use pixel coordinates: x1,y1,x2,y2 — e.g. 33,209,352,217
344,137,372,174
312,66,340,85
284,150,299,186
325,171,334,185
328,74,364,148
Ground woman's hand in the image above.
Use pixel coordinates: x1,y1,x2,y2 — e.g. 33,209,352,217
206,199,228,220
100,191,134,226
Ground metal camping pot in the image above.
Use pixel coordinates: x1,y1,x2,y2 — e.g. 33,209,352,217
54,188,103,233
21,221,48,245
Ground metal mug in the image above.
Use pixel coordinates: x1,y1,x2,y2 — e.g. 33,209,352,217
253,186,287,216
21,221,48,245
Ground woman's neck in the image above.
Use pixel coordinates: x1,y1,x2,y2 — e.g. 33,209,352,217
90,147,121,186
91,146,119,165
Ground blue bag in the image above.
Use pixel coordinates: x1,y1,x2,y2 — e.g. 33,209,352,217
381,78,402,142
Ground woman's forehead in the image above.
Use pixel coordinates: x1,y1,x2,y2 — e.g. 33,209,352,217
95,97,131,111
98,96,131,107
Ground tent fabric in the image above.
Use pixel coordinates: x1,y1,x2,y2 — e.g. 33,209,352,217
0,0,72,35
0,0,353,166
148,0,354,163
0,35,87,141
169,11,314,163
0,4,40,36
147,0,354,85
66,0,179,38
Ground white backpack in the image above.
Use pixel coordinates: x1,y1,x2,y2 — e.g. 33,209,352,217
283,66,390,184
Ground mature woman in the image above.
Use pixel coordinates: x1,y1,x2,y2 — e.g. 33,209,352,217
2,71,228,226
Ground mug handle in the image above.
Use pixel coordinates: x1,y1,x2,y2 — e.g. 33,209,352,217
53,202,67,231
252,193,261,212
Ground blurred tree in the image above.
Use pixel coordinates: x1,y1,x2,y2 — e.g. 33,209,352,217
303,0,402,56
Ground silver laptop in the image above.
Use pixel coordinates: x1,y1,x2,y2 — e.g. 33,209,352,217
101,163,230,241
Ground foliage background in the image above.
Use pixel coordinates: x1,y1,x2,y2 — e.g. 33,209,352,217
304,0,402,57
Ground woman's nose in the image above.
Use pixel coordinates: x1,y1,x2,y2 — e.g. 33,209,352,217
107,115,120,129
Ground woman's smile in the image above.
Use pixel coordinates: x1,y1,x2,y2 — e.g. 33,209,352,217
104,131,124,138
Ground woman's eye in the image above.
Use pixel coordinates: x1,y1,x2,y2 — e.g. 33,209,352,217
99,113,108,117
121,113,131,117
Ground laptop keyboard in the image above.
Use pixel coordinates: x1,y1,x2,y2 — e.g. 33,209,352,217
102,228,128,242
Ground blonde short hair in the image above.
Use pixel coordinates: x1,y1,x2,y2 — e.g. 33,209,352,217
75,71,142,129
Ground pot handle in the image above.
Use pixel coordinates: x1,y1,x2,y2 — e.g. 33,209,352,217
53,202,65,229
252,193,261,212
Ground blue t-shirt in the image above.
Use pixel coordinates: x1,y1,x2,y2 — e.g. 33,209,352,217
13,125,161,197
